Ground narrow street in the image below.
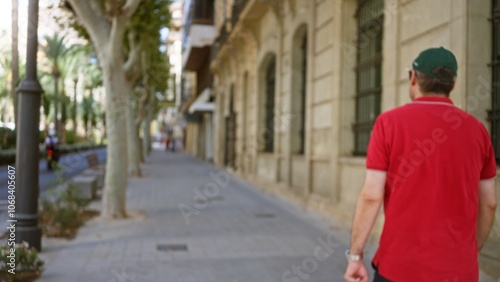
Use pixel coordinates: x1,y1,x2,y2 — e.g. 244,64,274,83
0,147,108,197
38,149,358,282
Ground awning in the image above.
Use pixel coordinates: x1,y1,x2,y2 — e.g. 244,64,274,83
189,88,215,114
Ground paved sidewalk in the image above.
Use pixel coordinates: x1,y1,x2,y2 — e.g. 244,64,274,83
37,150,356,282
35,150,500,282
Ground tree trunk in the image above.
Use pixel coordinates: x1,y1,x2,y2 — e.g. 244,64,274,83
73,78,78,133
65,0,143,219
127,98,142,176
136,122,144,163
11,0,18,130
60,92,66,144
54,76,59,134
101,112,106,145
135,89,148,163
143,97,153,156
83,116,88,139
101,56,129,218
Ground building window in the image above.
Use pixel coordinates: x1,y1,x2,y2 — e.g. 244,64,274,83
263,56,276,152
490,0,500,161
225,86,237,168
353,0,384,155
194,0,214,20
242,72,248,150
291,25,308,155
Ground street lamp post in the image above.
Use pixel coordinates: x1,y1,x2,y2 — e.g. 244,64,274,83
15,0,42,251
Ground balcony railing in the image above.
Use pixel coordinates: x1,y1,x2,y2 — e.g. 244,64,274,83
231,0,249,27
212,0,249,59
219,19,230,47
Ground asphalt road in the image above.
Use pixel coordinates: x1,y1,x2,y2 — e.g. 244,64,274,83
0,147,107,200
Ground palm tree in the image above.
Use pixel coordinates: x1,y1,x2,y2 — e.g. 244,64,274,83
81,95,94,139
39,72,55,135
0,50,12,124
82,63,103,141
11,0,19,129
83,63,103,98
40,34,70,136
58,44,87,143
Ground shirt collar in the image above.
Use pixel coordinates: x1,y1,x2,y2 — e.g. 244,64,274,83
412,96,454,105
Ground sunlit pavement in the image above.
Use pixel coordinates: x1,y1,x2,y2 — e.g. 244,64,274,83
37,149,357,282
7,147,498,281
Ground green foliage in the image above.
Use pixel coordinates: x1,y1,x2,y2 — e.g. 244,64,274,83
128,0,172,51
40,130,46,144
65,130,85,144
0,242,44,273
83,63,103,90
52,1,91,42
61,183,93,210
147,50,170,94
61,44,89,80
60,90,69,124
40,34,70,78
0,127,16,150
39,183,92,238
0,49,11,101
81,96,94,134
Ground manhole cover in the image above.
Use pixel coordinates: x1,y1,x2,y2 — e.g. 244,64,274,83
157,244,188,252
254,213,275,218
196,199,209,204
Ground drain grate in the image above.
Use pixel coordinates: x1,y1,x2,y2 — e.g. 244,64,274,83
157,244,188,252
254,213,275,218
196,199,209,204
195,196,224,204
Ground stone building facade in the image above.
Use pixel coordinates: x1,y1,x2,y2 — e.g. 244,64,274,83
208,0,499,276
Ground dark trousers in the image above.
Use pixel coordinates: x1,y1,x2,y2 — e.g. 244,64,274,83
373,264,391,282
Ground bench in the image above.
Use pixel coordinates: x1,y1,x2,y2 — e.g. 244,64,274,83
86,153,99,168
70,175,98,199
81,169,104,189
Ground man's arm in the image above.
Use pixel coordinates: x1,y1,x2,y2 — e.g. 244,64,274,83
477,178,497,251
349,170,386,255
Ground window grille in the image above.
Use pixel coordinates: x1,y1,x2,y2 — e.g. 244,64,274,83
489,0,500,161
353,0,384,155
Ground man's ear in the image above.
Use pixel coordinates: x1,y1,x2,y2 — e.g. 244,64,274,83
450,80,456,92
411,70,418,86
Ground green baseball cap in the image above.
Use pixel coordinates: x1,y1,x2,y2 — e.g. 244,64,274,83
412,47,457,82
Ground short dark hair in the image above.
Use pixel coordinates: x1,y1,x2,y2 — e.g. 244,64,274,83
415,67,455,96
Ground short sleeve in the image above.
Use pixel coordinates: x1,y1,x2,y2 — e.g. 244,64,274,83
481,138,497,180
366,116,389,171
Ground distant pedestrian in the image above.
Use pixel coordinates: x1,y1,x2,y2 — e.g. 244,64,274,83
173,124,183,151
344,47,497,282
166,123,174,152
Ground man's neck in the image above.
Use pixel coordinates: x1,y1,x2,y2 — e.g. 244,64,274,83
414,92,448,99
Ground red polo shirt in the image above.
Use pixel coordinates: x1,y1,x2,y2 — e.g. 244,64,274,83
367,96,497,281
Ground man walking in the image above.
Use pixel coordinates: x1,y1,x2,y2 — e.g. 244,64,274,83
344,47,497,282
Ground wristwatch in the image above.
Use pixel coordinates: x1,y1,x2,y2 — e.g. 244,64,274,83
345,250,363,262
